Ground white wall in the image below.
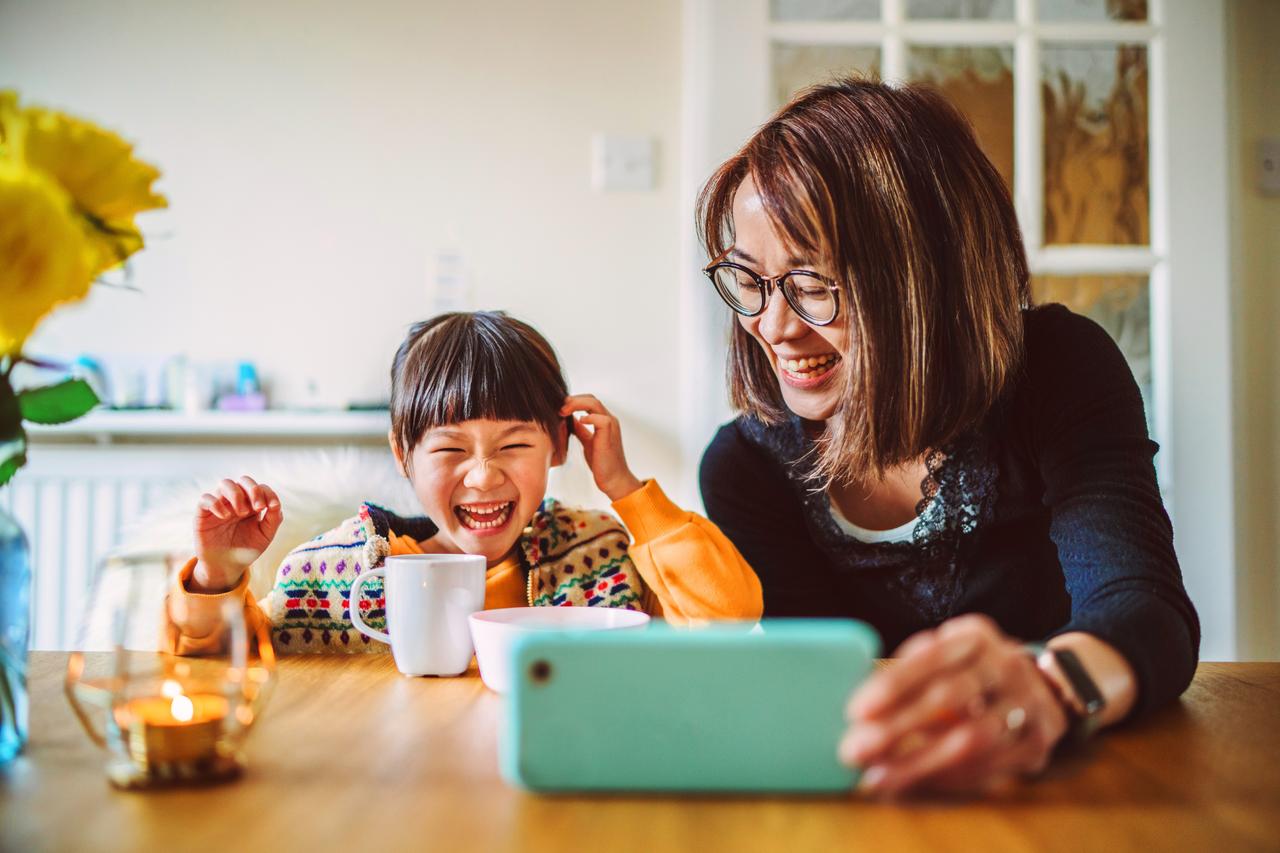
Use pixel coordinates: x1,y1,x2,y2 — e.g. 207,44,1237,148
1227,0,1280,660
0,0,689,504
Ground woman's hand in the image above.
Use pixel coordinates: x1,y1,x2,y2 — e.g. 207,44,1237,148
839,614,1068,797
560,394,643,502
191,476,282,593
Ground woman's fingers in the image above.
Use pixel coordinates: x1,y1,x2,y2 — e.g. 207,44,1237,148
842,665,991,766
850,640,1067,797
851,622,991,720
860,711,1005,797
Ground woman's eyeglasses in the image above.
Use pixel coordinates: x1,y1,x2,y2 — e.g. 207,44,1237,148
703,259,841,326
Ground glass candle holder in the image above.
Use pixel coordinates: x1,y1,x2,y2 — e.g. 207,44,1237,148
64,552,274,789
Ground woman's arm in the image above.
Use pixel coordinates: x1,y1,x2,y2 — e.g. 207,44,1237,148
1029,306,1199,720
841,308,1198,797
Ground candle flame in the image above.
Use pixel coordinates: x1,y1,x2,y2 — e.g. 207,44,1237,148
161,679,183,699
170,694,194,723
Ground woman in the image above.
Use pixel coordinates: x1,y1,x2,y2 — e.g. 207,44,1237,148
697,78,1198,797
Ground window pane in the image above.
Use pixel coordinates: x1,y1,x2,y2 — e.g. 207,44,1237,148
907,45,1014,188
771,44,881,109
1039,0,1147,22
1041,44,1149,245
906,0,1013,19
1031,275,1152,429
770,0,880,21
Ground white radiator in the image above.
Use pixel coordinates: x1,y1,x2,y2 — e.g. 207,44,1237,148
1,475,186,651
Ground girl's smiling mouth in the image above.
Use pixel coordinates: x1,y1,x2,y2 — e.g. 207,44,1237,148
454,501,515,533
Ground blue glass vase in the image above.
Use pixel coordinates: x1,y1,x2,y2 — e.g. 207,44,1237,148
0,504,30,763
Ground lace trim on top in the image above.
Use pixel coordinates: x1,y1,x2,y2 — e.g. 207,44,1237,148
741,416,999,622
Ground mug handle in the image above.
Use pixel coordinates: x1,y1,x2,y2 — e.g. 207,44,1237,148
348,567,391,644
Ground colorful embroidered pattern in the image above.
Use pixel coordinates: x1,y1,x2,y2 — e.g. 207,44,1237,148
262,498,648,653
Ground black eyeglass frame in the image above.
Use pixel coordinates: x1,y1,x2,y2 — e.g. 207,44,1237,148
702,260,842,327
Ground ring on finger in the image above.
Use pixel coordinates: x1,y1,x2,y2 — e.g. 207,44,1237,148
1003,705,1028,739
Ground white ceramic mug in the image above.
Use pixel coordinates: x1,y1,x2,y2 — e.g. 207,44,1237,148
349,554,487,676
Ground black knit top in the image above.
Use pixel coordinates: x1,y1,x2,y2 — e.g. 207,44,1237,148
700,304,1199,719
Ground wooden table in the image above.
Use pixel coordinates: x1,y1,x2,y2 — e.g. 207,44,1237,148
2,655,1277,852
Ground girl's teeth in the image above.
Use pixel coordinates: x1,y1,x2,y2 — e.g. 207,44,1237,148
457,502,513,530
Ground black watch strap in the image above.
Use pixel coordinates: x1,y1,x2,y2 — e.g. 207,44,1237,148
1025,643,1107,743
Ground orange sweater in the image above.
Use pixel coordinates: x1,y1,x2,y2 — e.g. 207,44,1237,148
164,480,762,655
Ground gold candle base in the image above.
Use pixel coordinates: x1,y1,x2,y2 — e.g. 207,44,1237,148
107,693,242,789
106,751,244,790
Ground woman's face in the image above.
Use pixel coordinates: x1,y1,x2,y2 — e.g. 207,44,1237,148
730,175,849,422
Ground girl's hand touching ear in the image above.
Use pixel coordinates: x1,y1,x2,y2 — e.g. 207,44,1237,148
560,395,644,502
191,475,283,593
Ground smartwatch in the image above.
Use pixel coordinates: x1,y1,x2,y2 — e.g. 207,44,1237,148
1025,643,1107,744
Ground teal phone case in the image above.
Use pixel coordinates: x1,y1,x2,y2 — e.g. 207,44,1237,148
501,619,880,793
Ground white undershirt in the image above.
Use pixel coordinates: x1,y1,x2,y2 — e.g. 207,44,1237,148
828,495,921,545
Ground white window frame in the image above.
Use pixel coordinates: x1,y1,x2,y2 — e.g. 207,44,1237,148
679,0,1235,658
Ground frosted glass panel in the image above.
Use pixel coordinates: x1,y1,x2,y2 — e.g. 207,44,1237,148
1031,275,1152,428
770,0,880,20
1042,44,1149,245
771,44,881,108
906,0,1013,19
1039,0,1147,22
907,45,1014,188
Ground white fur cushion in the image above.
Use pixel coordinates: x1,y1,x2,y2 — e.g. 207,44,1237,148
118,448,419,600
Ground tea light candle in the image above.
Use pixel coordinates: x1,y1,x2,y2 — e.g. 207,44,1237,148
111,680,235,784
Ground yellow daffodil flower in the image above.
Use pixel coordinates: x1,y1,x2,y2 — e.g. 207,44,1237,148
0,160,92,355
20,102,167,276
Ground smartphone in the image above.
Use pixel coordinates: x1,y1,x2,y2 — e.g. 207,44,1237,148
501,619,880,793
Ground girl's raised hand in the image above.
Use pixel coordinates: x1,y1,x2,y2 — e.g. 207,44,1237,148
191,475,283,593
560,394,644,502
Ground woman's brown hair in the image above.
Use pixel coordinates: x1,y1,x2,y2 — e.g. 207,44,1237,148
389,311,568,462
697,77,1030,486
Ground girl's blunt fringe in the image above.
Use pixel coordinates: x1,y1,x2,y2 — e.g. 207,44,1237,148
389,312,569,461
697,77,1030,488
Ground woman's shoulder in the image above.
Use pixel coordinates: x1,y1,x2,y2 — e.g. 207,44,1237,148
704,414,806,466
997,303,1147,437
1021,303,1130,375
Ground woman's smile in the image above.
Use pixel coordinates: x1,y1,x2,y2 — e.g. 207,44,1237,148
776,352,841,389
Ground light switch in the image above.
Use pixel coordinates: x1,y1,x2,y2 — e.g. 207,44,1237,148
1261,138,1280,196
591,134,655,191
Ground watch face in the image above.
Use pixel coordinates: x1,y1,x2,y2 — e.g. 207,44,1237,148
1052,648,1106,717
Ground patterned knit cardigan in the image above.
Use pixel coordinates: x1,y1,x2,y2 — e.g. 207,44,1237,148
262,499,644,653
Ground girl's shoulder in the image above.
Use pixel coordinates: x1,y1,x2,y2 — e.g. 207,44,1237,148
519,498,628,566
522,498,642,609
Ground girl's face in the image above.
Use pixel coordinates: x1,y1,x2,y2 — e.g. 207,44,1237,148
731,175,850,422
391,419,566,566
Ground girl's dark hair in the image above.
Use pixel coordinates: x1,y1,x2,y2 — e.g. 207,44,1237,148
389,311,568,458
697,77,1029,486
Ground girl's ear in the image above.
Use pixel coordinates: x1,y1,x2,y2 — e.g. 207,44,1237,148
550,418,570,468
388,429,408,477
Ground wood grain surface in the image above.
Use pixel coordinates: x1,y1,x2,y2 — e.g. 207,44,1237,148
2,655,1277,853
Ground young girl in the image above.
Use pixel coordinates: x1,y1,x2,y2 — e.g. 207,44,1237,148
165,311,762,654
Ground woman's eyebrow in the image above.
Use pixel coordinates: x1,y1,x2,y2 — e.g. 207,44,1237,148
727,247,814,268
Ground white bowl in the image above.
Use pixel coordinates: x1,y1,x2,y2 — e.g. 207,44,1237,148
468,607,650,693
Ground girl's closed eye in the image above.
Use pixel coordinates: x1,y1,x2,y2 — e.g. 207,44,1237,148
502,443,533,451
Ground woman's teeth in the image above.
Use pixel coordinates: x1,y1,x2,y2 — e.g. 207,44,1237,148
780,354,838,378
455,501,514,530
